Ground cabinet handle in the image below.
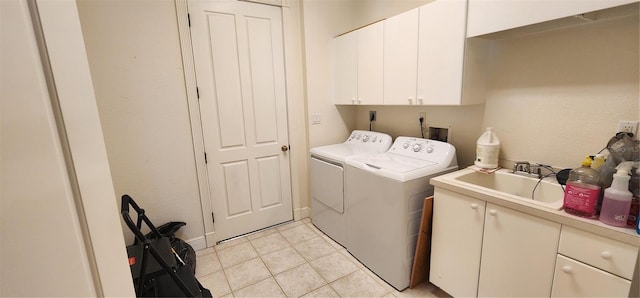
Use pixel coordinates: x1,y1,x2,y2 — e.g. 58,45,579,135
351,98,355,104
561,265,572,274
417,98,423,104
470,203,478,209
357,98,362,104
600,251,612,260
408,98,413,104
489,209,497,216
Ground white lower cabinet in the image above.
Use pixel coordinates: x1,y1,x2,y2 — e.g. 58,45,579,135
431,188,639,297
431,188,561,297
478,203,560,297
552,255,631,297
430,189,485,297
551,225,637,297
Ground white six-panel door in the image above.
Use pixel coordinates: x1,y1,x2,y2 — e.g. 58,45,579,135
188,0,292,241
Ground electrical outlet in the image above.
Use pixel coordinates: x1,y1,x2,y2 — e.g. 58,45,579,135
418,112,426,123
369,111,377,122
617,120,638,135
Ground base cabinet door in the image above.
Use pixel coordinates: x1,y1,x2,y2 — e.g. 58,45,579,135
552,255,631,297
477,203,561,297
430,189,485,297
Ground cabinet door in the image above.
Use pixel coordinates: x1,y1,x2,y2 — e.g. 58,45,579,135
334,32,357,104
417,0,466,105
467,0,638,37
478,203,561,297
551,255,631,297
383,8,419,105
356,21,383,105
429,189,485,297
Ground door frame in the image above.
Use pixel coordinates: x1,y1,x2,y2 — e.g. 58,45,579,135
174,0,309,247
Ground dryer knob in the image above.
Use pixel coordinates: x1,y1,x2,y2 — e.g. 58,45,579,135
362,135,370,142
426,147,434,153
403,143,410,149
412,144,422,152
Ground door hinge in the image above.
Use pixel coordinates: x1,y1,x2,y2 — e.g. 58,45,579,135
188,13,191,27
211,213,215,224
204,152,208,164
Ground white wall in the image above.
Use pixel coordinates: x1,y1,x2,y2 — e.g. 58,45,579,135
77,0,204,242
1,0,133,296
302,0,359,148
484,13,639,169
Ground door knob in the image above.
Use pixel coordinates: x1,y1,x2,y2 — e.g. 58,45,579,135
281,145,289,152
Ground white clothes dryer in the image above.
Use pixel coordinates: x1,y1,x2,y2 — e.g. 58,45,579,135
345,137,458,290
310,130,392,246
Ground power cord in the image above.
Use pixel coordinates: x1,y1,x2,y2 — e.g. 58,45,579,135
369,112,375,131
419,117,424,138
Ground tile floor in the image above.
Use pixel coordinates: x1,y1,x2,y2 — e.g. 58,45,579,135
195,218,450,297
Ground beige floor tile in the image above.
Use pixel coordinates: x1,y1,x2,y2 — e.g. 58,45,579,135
293,236,336,262
309,251,358,283
280,224,318,245
394,282,451,298
261,246,306,275
250,232,290,256
195,251,223,277
198,270,231,297
274,263,326,297
331,270,390,297
195,246,216,257
217,242,258,268
225,258,272,291
233,277,285,297
300,285,340,298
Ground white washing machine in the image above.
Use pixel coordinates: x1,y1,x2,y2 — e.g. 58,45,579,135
310,130,392,247
345,136,458,290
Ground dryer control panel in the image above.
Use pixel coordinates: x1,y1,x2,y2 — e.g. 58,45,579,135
345,130,392,149
389,136,458,166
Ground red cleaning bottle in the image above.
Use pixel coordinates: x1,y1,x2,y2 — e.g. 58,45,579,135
563,156,601,219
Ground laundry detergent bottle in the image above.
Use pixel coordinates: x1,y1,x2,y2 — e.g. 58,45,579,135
475,127,500,169
563,156,601,218
599,162,634,227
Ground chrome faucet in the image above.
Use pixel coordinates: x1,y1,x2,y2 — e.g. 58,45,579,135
513,161,544,178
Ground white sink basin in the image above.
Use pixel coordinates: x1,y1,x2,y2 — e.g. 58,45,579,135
442,168,565,210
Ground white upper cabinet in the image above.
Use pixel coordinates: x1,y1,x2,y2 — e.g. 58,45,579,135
334,32,357,104
357,22,384,105
334,21,383,105
417,0,487,105
467,0,639,37
383,8,420,105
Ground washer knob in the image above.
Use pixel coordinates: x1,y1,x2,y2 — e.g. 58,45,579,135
362,135,370,142
403,143,410,149
426,147,434,153
371,136,377,142
413,144,422,152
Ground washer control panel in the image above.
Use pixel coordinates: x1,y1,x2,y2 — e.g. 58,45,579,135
388,136,455,162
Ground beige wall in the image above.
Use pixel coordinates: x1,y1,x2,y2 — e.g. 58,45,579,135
484,14,639,169
354,105,485,167
77,0,204,242
302,0,358,148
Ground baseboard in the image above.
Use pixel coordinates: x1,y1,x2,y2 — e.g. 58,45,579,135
185,236,207,251
294,206,311,220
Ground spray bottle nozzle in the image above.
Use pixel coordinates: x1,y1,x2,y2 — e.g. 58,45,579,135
615,161,638,176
